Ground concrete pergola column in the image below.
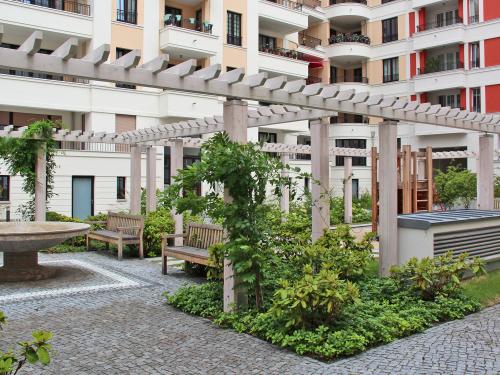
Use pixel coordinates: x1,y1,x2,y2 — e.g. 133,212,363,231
280,153,290,216
129,145,142,215
223,99,249,312
477,134,494,210
170,139,184,247
378,121,398,276
145,146,157,213
34,143,46,222
311,118,330,241
344,156,353,224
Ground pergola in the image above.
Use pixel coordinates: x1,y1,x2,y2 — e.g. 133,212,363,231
1,29,498,311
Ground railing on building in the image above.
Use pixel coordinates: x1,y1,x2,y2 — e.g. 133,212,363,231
259,46,307,61
265,0,303,11
328,33,370,45
417,61,464,75
290,153,311,161
299,0,321,8
299,32,322,49
329,0,367,5
227,35,242,46
116,9,137,24
468,15,479,24
306,76,322,85
0,68,89,84
164,16,213,34
383,74,399,83
13,0,91,16
416,16,463,32
59,142,131,153
331,76,369,84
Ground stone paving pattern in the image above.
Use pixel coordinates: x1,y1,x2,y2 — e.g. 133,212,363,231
0,252,498,375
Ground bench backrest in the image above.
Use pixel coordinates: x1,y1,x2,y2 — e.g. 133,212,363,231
106,212,144,235
185,223,224,249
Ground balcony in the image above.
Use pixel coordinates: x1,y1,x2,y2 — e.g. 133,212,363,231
259,0,309,34
0,0,92,38
325,0,370,28
416,16,463,32
331,76,369,92
417,61,464,76
258,47,309,79
300,0,325,23
297,32,324,58
116,9,137,25
413,68,466,93
413,17,464,50
412,0,447,8
160,17,219,59
325,33,370,63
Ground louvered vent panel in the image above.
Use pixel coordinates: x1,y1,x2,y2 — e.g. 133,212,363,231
434,226,500,259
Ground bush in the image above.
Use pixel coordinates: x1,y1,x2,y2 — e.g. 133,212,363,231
390,251,485,300
144,208,174,257
269,265,359,329
495,176,500,198
164,282,222,318
434,167,477,209
330,197,372,225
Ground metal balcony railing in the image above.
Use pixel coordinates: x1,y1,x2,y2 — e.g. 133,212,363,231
227,35,242,46
417,61,464,75
383,73,399,83
331,76,368,84
259,46,306,61
468,15,479,24
116,9,137,24
164,16,213,34
416,16,463,32
329,33,370,45
306,76,322,85
265,0,302,11
0,68,88,83
329,0,367,5
14,0,91,16
299,0,321,8
299,32,322,49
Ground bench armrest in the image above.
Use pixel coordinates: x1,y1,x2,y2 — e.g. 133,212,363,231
162,233,186,240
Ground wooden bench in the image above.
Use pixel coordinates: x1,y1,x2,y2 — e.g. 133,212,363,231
161,223,224,275
86,212,144,260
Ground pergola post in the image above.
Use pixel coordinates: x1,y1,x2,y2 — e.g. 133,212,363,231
477,134,494,210
145,146,157,213
130,145,142,215
34,143,46,222
280,153,290,216
170,139,184,247
311,118,330,241
344,156,352,224
378,121,398,276
223,99,248,312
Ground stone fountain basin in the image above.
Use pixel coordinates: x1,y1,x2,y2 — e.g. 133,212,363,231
0,222,90,252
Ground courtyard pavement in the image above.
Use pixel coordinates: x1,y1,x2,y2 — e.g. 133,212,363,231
0,252,498,375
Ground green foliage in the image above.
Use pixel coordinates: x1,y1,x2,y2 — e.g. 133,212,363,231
269,265,359,329
434,166,477,209
164,282,222,318
463,268,500,307
354,192,372,210
390,251,486,300
143,208,174,257
330,197,372,225
207,243,225,280
495,176,500,198
0,311,53,375
0,121,58,220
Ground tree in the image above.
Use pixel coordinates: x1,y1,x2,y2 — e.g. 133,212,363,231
495,176,500,198
434,166,477,210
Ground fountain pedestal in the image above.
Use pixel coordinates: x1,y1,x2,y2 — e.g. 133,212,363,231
0,251,56,282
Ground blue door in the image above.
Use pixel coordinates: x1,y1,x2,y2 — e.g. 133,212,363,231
72,176,94,220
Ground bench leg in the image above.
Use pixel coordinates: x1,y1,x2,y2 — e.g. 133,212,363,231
139,240,144,260
161,237,167,275
86,236,91,251
117,238,123,260
105,242,109,251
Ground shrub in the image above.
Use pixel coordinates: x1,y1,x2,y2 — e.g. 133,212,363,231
434,166,477,209
164,282,222,318
144,208,174,257
207,243,224,280
390,251,485,300
330,197,372,225
495,176,500,198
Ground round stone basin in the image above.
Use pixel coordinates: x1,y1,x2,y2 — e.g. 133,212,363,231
0,221,90,282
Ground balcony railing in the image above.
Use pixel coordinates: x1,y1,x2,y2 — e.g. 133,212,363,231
265,0,302,11
328,33,370,45
299,32,322,49
13,0,91,16
164,16,213,34
329,0,367,5
417,61,464,75
306,76,322,85
331,76,368,84
300,0,321,8
227,35,242,46
468,15,479,24
59,142,131,153
116,9,137,24
0,68,88,84
416,16,463,32
383,74,399,83
259,46,306,61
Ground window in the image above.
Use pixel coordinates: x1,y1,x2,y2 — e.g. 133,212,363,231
117,0,137,24
469,0,479,23
470,42,480,68
0,176,9,201
383,57,399,82
330,66,337,84
259,35,277,51
335,139,367,166
165,6,182,26
438,94,461,109
382,17,398,43
227,11,242,46
472,88,481,112
259,132,277,158
304,177,310,194
117,177,126,200
116,48,136,89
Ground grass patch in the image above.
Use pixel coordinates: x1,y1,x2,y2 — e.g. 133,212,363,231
463,268,500,307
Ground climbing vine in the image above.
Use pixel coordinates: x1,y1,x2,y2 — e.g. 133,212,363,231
0,120,58,219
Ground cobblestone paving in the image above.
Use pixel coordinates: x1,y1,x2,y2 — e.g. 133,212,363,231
0,252,498,375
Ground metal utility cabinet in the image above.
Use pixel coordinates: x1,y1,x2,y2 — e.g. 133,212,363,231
397,210,500,264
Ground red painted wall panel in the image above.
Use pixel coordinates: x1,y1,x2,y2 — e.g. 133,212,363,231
410,94,417,102
486,85,500,113
419,8,426,30
484,0,500,21
410,53,416,77
484,38,500,67
419,51,427,72
460,88,466,110
459,44,464,66
458,0,463,19
420,93,428,103
409,12,415,36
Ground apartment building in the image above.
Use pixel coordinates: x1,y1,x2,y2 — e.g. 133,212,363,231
0,0,499,219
